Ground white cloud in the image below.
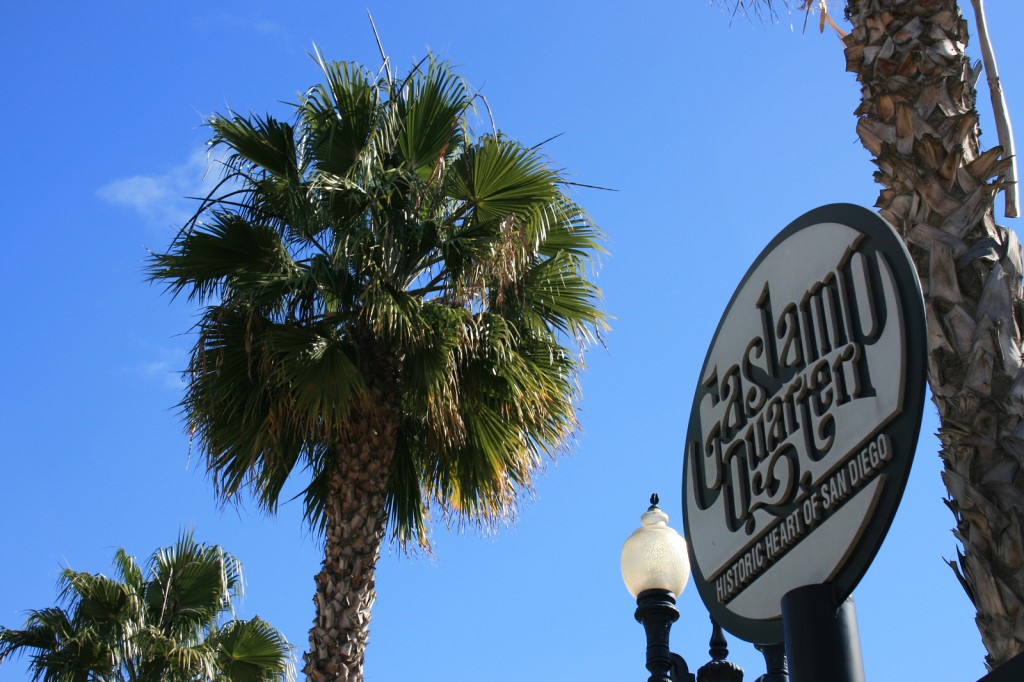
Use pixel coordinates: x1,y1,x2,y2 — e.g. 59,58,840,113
125,347,190,392
205,13,289,37
97,148,227,230
250,18,289,37
140,360,187,390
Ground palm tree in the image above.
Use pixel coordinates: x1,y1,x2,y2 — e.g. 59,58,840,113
0,534,293,681
147,51,606,682
845,0,1024,668
723,0,1024,670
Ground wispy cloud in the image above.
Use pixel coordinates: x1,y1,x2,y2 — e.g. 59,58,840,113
97,148,226,230
201,13,292,43
249,18,290,38
125,346,190,392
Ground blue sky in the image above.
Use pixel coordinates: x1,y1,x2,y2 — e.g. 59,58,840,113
2,2,1022,680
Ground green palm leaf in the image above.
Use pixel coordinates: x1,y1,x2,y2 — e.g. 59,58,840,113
148,214,296,303
210,115,301,183
212,618,293,682
451,135,558,223
303,55,378,178
396,59,468,178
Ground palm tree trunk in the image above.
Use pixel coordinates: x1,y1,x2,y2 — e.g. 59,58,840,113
303,376,399,682
844,0,1024,668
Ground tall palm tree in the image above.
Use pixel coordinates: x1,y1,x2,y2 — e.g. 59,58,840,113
147,52,606,682
844,0,1023,668
724,0,1024,669
0,534,293,682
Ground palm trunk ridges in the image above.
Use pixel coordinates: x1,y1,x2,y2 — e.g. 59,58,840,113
304,376,399,682
845,0,1024,668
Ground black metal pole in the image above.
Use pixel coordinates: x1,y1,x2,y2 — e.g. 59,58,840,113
635,589,695,682
781,584,865,682
754,643,788,682
697,618,743,682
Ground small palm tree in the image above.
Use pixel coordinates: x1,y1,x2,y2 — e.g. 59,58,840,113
0,534,293,682
148,50,606,681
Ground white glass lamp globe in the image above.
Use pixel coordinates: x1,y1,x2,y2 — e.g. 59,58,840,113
621,498,691,598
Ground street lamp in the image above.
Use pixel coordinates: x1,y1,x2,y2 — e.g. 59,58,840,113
621,494,749,682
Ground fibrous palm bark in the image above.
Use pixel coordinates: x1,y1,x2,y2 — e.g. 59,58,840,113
843,0,1024,667
306,377,399,682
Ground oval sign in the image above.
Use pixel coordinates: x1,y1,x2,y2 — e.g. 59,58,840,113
682,204,926,643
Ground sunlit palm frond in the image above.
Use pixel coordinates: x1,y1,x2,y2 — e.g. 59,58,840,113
534,196,605,259
211,618,294,682
450,135,558,223
302,57,379,179
111,549,145,593
145,533,242,641
395,58,468,179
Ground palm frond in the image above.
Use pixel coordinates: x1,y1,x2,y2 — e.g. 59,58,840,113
395,58,469,178
211,618,294,682
146,532,242,640
262,322,365,435
450,135,558,223
303,58,379,178
210,114,301,183
147,213,296,303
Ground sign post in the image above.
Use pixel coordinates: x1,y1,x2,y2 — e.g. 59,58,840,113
782,584,864,682
682,204,927,676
